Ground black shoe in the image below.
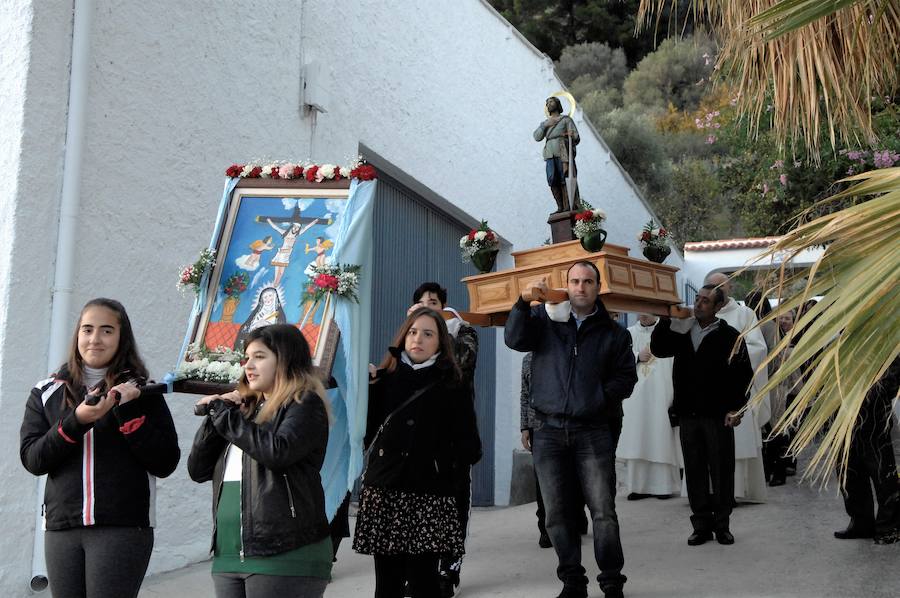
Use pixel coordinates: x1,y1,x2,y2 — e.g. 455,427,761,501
539,532,552,548
874,528,900,544
627,493,652,501
715,530,735,545
602,587,625,598
834,526,875,539
655,494,673,500
687,531,713,546
438,576,455,598
768,477,786,487
555,586,588,598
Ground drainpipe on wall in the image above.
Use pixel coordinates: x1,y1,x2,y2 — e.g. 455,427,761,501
30,0,93,591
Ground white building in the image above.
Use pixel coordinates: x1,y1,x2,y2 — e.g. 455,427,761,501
1,0,683,591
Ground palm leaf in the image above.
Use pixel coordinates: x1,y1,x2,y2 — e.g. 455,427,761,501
637,0,900,157
738,167,900,484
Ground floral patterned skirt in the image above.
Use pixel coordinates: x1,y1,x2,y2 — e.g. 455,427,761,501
352,486,463,556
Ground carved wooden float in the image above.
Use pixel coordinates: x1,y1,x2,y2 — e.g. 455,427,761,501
461,240,687,327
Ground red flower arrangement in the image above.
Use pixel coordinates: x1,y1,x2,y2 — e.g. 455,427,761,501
350,164,377,180
313,273,339,291
224,160,377,182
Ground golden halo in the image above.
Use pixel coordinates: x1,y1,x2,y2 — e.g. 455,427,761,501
544,91,577,117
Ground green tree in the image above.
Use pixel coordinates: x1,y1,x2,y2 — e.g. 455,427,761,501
622,34,716,114
654,158,730,245
594,108,672,199
489,0,694,65
554,42,628,88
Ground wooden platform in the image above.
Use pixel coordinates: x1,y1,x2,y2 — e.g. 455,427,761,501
461,240,684,326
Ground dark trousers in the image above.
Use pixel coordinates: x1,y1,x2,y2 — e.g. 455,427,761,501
373,553,439,598
679,416,735,533
532,424,625,591
536,469,588,536
842,421,900,534
439,465,472,581
212,573,328,598
45,526,153,598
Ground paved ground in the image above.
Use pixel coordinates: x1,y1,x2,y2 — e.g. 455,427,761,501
141,471,900,598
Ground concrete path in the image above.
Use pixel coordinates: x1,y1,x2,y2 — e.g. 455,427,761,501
140,475,899,598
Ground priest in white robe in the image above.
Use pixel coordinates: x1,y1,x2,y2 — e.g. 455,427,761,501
617,314,683,498
706,273,769,503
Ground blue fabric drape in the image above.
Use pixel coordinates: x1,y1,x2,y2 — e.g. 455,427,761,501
320,179,376,519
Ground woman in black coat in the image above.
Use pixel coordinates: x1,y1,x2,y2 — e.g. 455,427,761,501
353,307,480,598
188,324,331,598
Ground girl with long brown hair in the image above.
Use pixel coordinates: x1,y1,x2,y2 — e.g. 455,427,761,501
353,307,481,598
20,298,180,598
188,324,332,598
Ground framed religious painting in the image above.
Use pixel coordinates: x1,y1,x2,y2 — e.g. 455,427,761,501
185,179,352,382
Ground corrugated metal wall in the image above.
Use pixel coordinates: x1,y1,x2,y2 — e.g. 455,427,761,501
369,174,496,506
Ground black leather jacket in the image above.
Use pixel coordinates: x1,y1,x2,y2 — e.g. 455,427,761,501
187,391,330,557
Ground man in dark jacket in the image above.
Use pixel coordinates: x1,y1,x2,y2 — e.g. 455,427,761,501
650,284,753,547
505,261,637,598
835,357,900,544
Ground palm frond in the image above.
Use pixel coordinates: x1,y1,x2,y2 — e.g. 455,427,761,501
637,0,900,157
739,167,900,484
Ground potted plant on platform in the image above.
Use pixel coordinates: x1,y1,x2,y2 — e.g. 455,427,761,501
639,220,672,263
460,220,500,273
573,207,608,252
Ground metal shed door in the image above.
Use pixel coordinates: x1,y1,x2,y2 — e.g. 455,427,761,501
369,174,496,506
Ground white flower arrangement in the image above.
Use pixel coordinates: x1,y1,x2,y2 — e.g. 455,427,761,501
459,220,500,261
572,208,607,239
175,343,245,384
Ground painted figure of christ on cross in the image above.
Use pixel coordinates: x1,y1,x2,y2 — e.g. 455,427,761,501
259,204,325,286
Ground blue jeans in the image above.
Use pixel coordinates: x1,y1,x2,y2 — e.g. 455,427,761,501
532,423,625,591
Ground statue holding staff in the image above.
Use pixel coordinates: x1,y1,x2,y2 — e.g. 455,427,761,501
534,94,580,213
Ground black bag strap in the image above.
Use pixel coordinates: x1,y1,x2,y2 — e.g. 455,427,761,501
363,382,437,464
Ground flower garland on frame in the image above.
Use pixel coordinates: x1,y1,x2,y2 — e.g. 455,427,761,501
177,248,216,296
225,157,377,182
175,343,245,384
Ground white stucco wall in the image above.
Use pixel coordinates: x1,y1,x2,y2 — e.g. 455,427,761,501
5,0,685,590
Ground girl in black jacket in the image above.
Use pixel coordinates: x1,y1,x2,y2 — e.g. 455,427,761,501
188,324,331,598
353,307,480,598
20,298,180,598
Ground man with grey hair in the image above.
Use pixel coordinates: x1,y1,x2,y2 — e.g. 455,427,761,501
705,272,769,504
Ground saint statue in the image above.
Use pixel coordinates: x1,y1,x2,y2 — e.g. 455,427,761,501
534,96,580,213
